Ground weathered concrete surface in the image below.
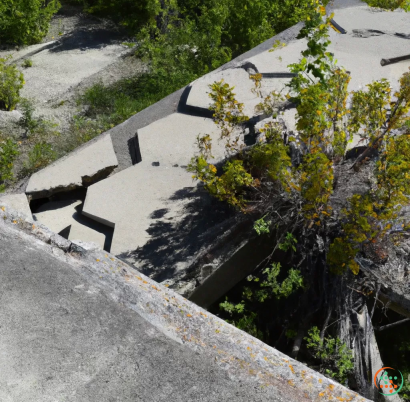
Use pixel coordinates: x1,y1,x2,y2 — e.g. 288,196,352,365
187,68,262,118
0,202,371,402
82,161,197,255
245,7,410,95
68,220,105,249
23,0,410,302
96,24,304,172
33,199,82,234
26,134,118,199
0,110,23,129
0,193,32,218
137,113,226,166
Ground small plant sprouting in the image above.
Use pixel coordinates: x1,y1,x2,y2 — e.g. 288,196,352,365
304,326,354,384
278,232,297,252
22,59,33,68
254,215,271,235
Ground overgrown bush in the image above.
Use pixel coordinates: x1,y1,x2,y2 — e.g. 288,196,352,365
362,0,410,10
189,4,410,276
0,136,19,191
0,0,60,45
304,326,354,384
0,57,24,111
220,260,304,340
24,142,57,173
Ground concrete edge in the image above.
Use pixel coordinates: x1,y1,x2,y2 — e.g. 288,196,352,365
0,200,370,402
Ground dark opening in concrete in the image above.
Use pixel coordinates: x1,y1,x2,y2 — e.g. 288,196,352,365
30,188,114,252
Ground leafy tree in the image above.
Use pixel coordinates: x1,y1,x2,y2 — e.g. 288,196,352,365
0,0,60,45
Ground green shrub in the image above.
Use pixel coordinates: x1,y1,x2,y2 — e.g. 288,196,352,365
0,137,19,190
70,0,157,33
304,326,354,384
25,142,57,173
0,57,24,111
0,0,61,45
18,98,59,139
22,59,33,68
362,0,410,10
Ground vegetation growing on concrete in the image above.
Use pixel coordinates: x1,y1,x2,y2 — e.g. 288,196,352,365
197,3,410,394
363,0,410,10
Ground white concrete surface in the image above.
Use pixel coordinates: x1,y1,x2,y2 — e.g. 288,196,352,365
68,221,105,250
187,68,263,118
33,199,82,234
0,194,32,218
0,110,23,129
82,161,197,255
245,4,410,96
26,134,118,198
137,113,226,166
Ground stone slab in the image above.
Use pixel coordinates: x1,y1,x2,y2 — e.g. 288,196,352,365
68,220,105,250
187,68,263,118
82,161,197,255
0,194,32,218
137,113,226,167
33,199,82,234
0,110,23,129
26,134,118,199
245,4,410,97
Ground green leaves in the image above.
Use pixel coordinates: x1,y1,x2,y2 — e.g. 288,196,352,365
254,215,271,235
0,0,60,45
304,326,354,384
278,232,297,252
0,56,24,112
0,137,19,187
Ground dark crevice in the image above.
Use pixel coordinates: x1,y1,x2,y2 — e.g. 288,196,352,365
128,133,142,165
29,189,114,252
177,85,214,118
58,225,72,239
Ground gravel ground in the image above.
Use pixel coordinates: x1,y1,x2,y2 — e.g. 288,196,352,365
0,4,146,192
0,4,144,130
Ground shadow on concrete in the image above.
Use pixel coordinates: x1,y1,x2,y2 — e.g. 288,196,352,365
31,189,114,252
73,203,114,252
49,27,125,52
118,187,236,282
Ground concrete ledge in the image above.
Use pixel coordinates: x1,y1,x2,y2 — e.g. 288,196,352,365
26,134,118,199
0,200,371,402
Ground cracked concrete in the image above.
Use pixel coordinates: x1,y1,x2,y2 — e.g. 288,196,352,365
26,134,118,199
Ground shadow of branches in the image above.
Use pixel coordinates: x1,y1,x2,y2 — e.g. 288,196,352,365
117,186,236,282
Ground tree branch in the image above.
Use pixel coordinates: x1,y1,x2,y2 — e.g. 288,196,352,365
374,318,410,332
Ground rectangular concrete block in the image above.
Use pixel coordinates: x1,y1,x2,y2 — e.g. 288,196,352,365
68,220,105,250
187,68,262,118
